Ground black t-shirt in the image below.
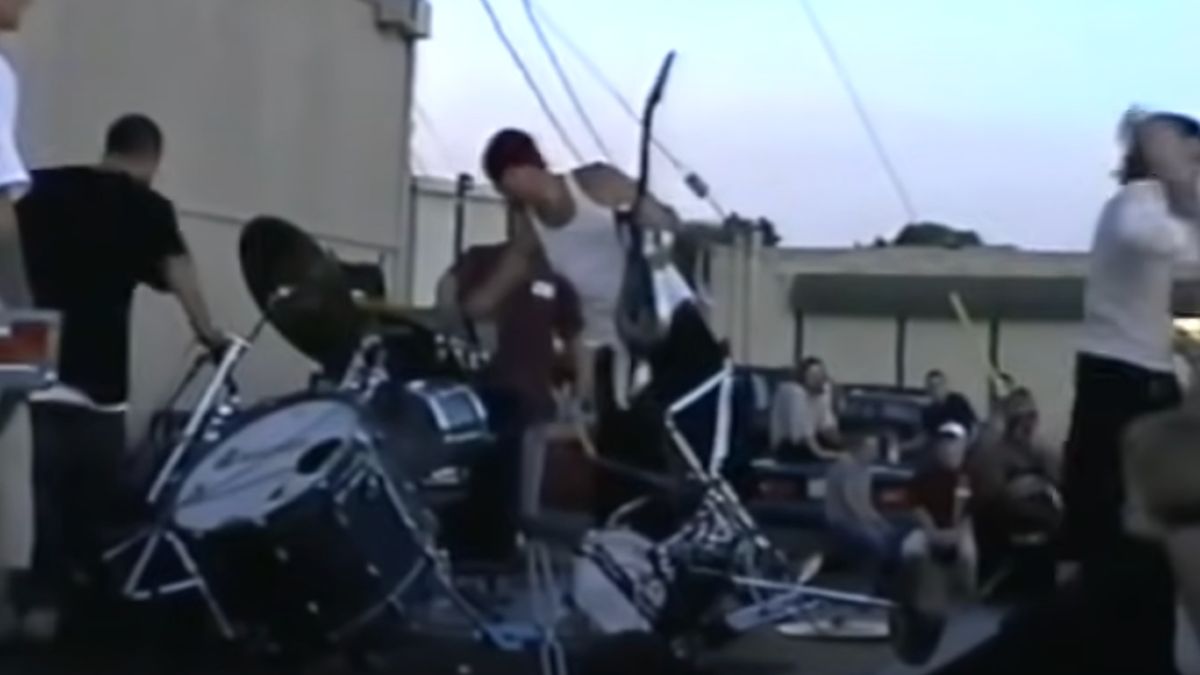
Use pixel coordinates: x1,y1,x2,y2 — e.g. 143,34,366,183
922,393,977,436
17,166,187,405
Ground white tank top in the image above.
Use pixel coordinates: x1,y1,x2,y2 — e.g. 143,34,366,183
530,173,626,347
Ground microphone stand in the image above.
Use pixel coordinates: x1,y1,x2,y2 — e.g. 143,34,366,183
616,51,678,357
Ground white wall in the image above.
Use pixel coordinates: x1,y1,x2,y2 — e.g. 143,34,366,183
8,0,418,432
407,177,508,306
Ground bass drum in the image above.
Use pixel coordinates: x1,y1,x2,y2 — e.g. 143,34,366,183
169,393,437,651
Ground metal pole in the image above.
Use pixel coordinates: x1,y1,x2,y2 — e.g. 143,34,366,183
453,173,474,264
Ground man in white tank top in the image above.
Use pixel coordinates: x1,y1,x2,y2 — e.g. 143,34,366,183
467,128,682,405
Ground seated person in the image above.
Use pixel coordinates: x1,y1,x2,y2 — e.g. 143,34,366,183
922,370,978,436
826,424,976,609
825,433,900,570
901,370,979,455
902,421,978,607
968,388,1061,581
770,357,841,461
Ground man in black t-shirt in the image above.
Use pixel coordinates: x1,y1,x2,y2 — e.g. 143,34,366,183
921,369,978,438
15,114,222,633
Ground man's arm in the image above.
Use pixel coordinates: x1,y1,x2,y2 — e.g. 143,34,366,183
463,208,535,320
0,196,29,307
1134,115,1200,225
844,466,887,529
161,255,222,348
579,163,681,232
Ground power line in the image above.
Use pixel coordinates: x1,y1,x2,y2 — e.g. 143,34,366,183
531,1,727,220
412,147,431,176
477,0,584,163
521,0,612,161
532,3,684,171
798,0,919,223
414,101,456,171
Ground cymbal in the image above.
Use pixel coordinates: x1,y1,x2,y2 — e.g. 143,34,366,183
239,216,365,374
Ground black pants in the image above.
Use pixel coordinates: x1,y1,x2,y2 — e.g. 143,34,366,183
453,387,524,562
934,353,1181,675
25,402,126,607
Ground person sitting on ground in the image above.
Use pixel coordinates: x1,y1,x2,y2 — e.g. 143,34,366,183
824,425,975,613
769,357,841,461
824,433,898,572
968,388,1061,589
903,422,978,606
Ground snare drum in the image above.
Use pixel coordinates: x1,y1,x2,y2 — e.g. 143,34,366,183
0,310,60,391
369,379,494,479
170,394,436,649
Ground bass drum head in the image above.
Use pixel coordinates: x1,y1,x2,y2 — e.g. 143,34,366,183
173,396,366,533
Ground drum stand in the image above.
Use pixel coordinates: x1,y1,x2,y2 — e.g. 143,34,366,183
572,359,893,651
103,337,252,639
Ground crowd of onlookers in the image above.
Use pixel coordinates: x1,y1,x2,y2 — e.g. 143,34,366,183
764,360,1064,604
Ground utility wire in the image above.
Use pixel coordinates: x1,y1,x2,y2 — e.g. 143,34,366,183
799,0,919,223
532,1,727,220
521,0,613,161
414,101,457,171
477,0,584,163
412,147,431,176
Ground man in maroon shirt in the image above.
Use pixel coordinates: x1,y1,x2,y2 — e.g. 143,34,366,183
437,242,583,561
443,243,582,421
900,422,977,612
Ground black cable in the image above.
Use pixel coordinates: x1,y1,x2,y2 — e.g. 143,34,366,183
798,0,919,223
521,0,613,162
531,1,727,219
477,0,584,163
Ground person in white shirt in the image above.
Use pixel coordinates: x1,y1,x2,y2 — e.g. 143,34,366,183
0,0,39,643
769,357,840,460
933,110,1200,675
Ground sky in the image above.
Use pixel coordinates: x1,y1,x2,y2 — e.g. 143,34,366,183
413,0,1200,250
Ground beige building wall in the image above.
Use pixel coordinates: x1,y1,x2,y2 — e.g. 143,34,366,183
709,241,795,368
904,319,991,415
805,317,896,386
998,320,1079,448
8,0,422,433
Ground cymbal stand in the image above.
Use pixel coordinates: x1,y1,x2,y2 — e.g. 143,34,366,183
102,337,251,639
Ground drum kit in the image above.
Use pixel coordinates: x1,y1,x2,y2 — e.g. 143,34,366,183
93,54,949,675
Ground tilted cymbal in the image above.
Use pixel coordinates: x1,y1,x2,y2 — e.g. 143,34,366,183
239,216,365,374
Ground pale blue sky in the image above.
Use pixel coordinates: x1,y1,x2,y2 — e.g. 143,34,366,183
414,1,1200,250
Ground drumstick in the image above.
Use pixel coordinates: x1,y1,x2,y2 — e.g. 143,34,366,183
948,292,1010,399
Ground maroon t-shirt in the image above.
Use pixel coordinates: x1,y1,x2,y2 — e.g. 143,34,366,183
452,244,583,420
910,465,966,528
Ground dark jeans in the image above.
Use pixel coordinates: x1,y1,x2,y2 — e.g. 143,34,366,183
24,402,126,607
453,387,524,562
933,353,1181,675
